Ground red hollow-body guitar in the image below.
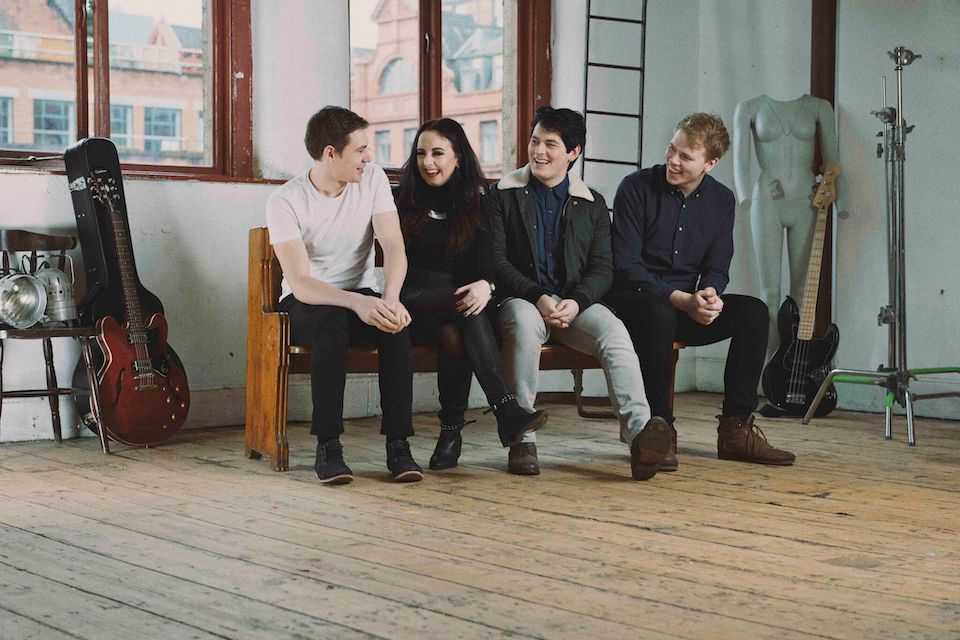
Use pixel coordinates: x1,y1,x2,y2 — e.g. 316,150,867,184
70,155,190,446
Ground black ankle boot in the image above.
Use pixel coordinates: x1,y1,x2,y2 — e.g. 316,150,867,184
429,423,463,470
493,394,548,447
386,438,423,482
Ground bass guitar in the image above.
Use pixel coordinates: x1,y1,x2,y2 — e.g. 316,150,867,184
65,139,190,445
761,163,840,417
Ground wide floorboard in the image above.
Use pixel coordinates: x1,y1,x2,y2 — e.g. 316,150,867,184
1,392,958,640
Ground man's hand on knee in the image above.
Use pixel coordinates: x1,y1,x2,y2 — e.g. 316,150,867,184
670,288,722,325
353,295,404,333
536,294,562,326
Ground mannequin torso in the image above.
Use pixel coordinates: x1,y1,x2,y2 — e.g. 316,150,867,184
733,93,841,354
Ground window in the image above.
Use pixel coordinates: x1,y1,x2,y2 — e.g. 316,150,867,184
110,104,132,148
349,0,551,177
375,130,391,165
0,0,252,177
0,97,11,144
404,127,417,151
144,107,182,153
33,99,74,149
379,58,416,95
480,120,498,165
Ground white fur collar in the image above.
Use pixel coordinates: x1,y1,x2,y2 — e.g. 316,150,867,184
496,165,595,202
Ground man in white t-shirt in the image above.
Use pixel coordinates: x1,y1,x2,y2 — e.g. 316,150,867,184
267,106,422,485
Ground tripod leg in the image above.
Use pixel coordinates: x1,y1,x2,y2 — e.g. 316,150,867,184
905,389,916,446
884,392,893,440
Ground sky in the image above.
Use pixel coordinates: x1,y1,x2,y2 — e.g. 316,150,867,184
110,0,202,28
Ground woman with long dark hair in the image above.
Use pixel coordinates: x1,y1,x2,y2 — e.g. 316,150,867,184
398,118,546,470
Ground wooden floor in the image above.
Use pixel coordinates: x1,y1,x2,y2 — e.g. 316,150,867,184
1,392,958,640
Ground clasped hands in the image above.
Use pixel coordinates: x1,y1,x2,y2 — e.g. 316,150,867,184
353,294,411,333
671,287,723,325
537,294,579,329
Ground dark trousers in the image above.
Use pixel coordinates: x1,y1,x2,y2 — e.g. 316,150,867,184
279,290,414,441
402,270,507,425
606,289,768,423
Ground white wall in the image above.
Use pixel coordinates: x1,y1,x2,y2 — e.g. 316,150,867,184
688,0,813,391
834,0,960,418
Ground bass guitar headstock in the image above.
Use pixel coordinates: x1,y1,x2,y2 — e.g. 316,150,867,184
813,163,841,212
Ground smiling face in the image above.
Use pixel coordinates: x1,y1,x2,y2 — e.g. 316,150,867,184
327,128,372,184
664,129,717,196
528,123,580,188
416,129,460,187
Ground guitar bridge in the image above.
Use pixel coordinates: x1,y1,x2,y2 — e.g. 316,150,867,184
786,392,807,404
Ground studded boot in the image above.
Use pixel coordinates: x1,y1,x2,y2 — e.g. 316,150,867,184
429,422,464,470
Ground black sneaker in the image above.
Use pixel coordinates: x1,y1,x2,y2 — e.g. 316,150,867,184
386,438,423,482
315,439,353,485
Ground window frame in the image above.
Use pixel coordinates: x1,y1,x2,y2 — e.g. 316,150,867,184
33,99,76,149
0,97,12,144
110,104,132,148
0,0,253,180
371,0,551,181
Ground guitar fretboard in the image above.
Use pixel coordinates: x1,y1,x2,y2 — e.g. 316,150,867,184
797,164,840,341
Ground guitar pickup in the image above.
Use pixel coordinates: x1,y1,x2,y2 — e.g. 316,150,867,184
133,360,153,373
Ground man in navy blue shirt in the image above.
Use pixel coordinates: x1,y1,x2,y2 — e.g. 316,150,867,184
607,113,795,471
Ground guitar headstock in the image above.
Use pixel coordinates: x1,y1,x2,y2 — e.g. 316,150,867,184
87,172,120,206
812,163,841,211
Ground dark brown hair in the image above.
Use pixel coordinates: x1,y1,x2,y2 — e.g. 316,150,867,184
304,106,368,159
396,118,487,256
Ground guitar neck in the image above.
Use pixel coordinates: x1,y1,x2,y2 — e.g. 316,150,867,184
96,175,148,336
796,165,839,341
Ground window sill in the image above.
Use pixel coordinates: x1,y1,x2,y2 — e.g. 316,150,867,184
0,163,285,186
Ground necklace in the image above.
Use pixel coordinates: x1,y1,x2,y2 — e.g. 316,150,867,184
427,209,448,220
763,96,806,137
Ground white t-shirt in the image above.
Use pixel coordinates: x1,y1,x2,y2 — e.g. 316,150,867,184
266,164,396,301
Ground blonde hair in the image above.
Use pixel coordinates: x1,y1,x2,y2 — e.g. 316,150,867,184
676,112,730,161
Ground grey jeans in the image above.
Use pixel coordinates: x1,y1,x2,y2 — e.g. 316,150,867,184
495,297,651,446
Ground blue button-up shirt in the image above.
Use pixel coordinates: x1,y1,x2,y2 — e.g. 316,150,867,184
611,164,735,297
532,174,569,295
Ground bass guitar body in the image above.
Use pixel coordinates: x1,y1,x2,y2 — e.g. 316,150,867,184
762,296,839,417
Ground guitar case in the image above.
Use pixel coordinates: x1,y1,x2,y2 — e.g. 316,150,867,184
64,138,188,444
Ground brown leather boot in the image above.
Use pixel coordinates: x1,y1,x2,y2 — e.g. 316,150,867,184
716,415,795,465
660,423,678,472
630,417,671,480
508,442,540,475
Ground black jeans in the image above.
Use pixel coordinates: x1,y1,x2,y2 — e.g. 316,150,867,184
279,290,414,441
402,269,507,425
606,289,768,423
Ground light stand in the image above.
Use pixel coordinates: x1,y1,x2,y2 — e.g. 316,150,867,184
803,46,960,445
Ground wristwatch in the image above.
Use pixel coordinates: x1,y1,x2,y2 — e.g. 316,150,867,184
486,279,496,294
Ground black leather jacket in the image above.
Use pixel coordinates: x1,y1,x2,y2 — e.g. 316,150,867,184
487,165,613,310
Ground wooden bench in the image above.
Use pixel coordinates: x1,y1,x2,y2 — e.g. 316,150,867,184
245,227,681,471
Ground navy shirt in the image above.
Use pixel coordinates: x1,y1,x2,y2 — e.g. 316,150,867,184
532,174,568,295
611,164,735,297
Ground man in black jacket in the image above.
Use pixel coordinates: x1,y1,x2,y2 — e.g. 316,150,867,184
488,106,671,481
607,112,795,472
